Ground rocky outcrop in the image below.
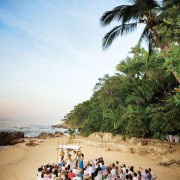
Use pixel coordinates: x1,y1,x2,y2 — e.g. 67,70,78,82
88,132,172,147
51,121,72,129
26,139,39,147
54,131,64,137
36,131,64,139
159,160,180,167
73,132,177,155
0,132,25,145
73,137,173,155
88,132,123,142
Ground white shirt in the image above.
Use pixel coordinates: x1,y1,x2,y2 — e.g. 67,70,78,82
87,166,94,176
133,177,138,180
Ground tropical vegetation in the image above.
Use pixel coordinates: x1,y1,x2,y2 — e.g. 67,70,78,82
63,0,180,139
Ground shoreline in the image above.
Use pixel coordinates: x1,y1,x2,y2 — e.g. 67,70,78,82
0,119,67,138
51,121,71,129
0,135,180,180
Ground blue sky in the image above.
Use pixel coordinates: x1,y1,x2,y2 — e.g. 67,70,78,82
0,0,144,124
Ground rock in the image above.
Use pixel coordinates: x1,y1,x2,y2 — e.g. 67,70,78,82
0,132,24,145
128,138,148,145
128,147,134,154
88,132,123,142
159,160,180,167
36,132,54,139
54,131,64,137
36,131,64,139
51,122,71,129
26,140,39,147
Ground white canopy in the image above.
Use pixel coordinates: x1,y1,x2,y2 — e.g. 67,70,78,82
58,144,80,150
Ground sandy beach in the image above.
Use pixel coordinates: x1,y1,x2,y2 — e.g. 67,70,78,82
0,136,180,180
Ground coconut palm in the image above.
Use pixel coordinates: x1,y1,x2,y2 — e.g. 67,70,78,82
101,0,179,50
100,0,180,82
64,128,76,139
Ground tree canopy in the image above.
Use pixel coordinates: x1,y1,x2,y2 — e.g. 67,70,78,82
64,48,180,138
62,0,180,139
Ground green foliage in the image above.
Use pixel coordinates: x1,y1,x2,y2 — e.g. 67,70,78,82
63,47,180,139
163,44,180,75
149,102,180,134
152,132,163,140
126,113,148,138
173,87,180,106
64,129,76,136
100,0,180,83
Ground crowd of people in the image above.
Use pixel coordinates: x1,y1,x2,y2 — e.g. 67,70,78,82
37,148,157,180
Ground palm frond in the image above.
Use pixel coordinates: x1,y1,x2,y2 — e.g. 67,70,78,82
137,25,155,63
147,31,154,63
162,0,180,10
100,5,130,26
121,4,140,23
143,0,160,9
102,23,138,49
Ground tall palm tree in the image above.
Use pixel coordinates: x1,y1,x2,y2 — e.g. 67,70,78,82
100,0,180,82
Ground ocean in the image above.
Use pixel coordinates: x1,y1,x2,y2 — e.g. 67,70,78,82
0,119,67,137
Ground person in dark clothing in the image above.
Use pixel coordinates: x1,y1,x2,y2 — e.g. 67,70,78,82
91,164,102,180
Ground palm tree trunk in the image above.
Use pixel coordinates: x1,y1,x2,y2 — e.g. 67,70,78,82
169,64,180,84
151,28,169,51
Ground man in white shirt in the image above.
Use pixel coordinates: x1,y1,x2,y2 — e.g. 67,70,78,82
133,172,138,180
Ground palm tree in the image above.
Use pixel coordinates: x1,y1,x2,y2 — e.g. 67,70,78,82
100,0,180,82
64,128,76,139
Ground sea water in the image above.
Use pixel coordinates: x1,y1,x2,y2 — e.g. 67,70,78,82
0,119,67,137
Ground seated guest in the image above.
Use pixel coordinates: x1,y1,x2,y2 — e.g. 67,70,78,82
59,170,66,179
100,162,106,171
87,163,95,176
72,166,81,175
137,171,142,180
84,172,91,180
44,170,51,179
100,157,104,164
128,166,134,177
122,164,126,173
56,173,64,180
77,169,84,179
139,167,150,180
133,172,138,180
148,168,154,177
119,169,125,180
102,168,110,180
68,169,76,179
91,164,102,180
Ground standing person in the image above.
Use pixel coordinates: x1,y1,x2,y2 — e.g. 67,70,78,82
137,171,142,180
77,149,82,168
79,153,84,169
60,149,65,161
67,154,73,170
73,150,78,167
66,149,70,160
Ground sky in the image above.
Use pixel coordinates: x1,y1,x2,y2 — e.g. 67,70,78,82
0,0,145,124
